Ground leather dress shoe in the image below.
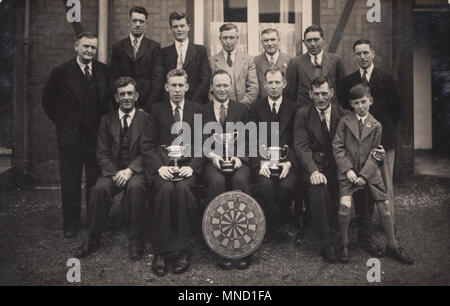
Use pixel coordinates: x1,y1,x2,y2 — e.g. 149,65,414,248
172,254,190,274
359,237,384,258
64,228,79,239
320,246,337,263
338,246,350,263
235,257,251,270
216,258,234,270
74,242,99,258
152,255,168,276
385,245,414,265
128,244,144,261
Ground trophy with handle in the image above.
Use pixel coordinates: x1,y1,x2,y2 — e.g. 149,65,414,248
260,144,289,177
161,144,190,181
213,132,239,173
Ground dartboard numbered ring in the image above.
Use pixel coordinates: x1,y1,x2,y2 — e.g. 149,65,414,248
202,191,266,259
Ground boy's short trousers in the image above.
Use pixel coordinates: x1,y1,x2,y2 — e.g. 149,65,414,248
338,179,388,201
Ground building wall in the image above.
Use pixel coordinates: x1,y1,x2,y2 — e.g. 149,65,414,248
23,0,186,183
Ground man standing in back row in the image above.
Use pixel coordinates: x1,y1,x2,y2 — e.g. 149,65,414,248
111,6,164,112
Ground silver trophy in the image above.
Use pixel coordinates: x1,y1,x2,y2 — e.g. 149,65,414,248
161,144,190,181
260,144,289,177
213,132,239,173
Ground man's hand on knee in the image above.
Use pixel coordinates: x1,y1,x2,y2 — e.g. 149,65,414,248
310,170,327,186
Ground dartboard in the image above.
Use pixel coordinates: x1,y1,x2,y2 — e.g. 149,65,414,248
202,191,266,259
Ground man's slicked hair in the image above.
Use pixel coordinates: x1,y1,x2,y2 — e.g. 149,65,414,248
76,32,97,41
264,66,285,80
349,83,372,100
219,23,239,34
310,76,330,89
129,6,149,20
261,27,279,37
212,69,232,84
166,69,188,83
169,10,190,26
353,39,373,52
114,77,137,94
304,24,324,39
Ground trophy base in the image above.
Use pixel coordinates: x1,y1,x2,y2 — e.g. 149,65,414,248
220,161,235,173
269,167,281,177
170,168,184,182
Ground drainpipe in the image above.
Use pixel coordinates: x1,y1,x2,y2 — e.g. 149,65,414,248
23,0,30,173
98,0,108,64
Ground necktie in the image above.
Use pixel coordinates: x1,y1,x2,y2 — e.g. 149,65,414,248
226,51,233,68
219,104,226,126
132,38,139,58
122,114,129,131
177,42,184,69
320,110,330,137
174,106,181,122
84,66,92,81
269,55,275,67
314,55,320,68
359,118,364,139
362,68,369,85
271,103,278,122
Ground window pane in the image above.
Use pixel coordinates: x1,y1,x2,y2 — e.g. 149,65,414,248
224,0,248,22
259,0,295,24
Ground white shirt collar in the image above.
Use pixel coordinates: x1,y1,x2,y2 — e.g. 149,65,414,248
315,104,331,130
76,57,92,73
360,63,374,81
309,50,324,65
265,50,280,64
130,33,144,47
175,38,189,49
214,98,229,110
170,100,185,112
356,113,369,123
268,96,283,113
118,108,136,121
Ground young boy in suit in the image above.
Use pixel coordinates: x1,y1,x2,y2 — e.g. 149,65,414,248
332,84,413,265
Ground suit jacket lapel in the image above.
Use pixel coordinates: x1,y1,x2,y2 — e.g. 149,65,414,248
183,43,196,68
111,112,121,146
360,113,377,141
135,38,150,62
309,107,328,150
346,113,360,140
300,54,315,82
123,37,135,60
278,98,290,136
69,59,85,104
129,111,145,149
322,52,331,79
214,52,227,70
234,51,244,80
329,104,340,139
226,100,239,122
257,55,270,74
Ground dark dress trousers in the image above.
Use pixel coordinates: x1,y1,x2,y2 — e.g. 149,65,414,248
284,52,345,109
111,37,164,113
294,104,348,247
86,109,148,245
161,42,211,104
140,100,204,255
202,100,250,204
42,58,113,231
249,97,298,230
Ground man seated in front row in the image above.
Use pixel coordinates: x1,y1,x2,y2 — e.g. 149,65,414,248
141,69,204,277
75,77,148,261
250,67,298,241
202,69,251,269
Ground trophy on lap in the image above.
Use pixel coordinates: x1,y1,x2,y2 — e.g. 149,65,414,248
161,144,190,181
213,132,239,173
260,144,289,177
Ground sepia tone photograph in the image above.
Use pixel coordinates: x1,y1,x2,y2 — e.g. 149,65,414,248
0,0,449,290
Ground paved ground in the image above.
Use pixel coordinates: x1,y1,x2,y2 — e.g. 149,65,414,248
0,175,449,286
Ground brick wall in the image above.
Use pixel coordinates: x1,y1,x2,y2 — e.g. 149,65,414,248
24,0,186,182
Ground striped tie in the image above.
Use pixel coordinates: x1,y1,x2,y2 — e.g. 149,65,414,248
132,38,139,58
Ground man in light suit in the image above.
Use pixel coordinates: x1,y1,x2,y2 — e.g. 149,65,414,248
110,6,164,112
254,28,291,100
42,32,113,239
284,25,345,108
161,11,211,104
74,77,148,261
338,39,402,223
210,23,259,107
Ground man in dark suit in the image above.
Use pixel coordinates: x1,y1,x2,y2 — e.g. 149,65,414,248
161,11,211,104
254,28,291,100
338,39,402,223
74,77,148,261
141,69,203,277
42,32,113,239
294,76,383,263
284,25,345,108
110,6,164,113
202,69,251,269
249,67,297,240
